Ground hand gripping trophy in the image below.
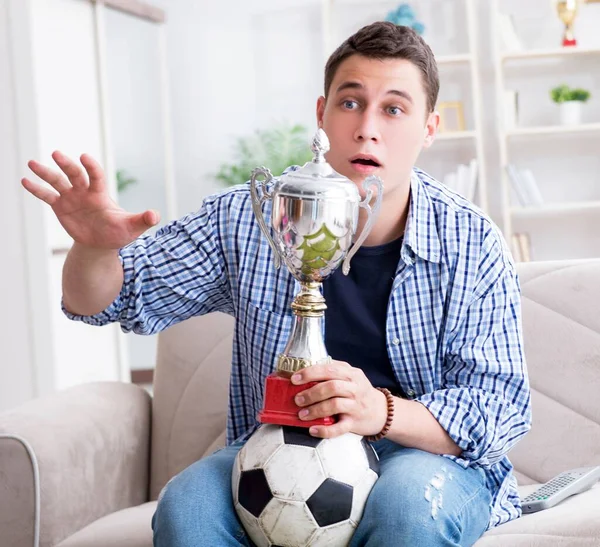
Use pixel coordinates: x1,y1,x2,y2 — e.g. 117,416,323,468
231,129,384,547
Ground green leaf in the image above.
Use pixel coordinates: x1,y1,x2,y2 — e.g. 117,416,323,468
215,121,315,186
550,84,591,103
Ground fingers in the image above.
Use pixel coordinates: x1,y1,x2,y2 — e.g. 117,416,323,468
291,361,353,385
295,379,355,407
21,177,60,205
309,415,353,439
52,151,88,189
27,159,71,194
298,396,353,423
127,210,160,236
80,153,105,192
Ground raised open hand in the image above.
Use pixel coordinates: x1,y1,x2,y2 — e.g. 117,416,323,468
22,151,159,249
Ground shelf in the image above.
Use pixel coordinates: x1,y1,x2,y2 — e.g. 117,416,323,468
436,53,472,65
505,122,600,138
511,201,600,219
436,130,477,141
501,46,600,63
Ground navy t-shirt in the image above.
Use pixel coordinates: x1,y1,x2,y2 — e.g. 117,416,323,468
322,236,405,397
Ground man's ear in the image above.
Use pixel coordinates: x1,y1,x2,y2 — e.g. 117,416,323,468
423,110,439,149
316,96,326,128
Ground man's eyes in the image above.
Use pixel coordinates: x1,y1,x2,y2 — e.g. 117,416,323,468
342,100,359,110
340,100,403,116
387,106,403,116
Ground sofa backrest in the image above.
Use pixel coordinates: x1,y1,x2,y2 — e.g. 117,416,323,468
507,259,600,485
150,259,600,498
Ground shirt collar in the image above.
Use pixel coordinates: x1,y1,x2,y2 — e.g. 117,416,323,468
401,170,441,265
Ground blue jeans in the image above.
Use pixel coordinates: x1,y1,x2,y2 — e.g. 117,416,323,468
152,439,491,546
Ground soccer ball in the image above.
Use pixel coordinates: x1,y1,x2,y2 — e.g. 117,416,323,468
232,424,380,547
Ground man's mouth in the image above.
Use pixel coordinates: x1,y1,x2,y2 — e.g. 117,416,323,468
350,155,382,168
349,155,382,174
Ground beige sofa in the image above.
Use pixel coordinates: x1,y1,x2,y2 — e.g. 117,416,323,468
1,259,599,547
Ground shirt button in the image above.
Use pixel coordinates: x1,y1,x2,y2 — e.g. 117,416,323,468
392,338,400,345
406,389,416,398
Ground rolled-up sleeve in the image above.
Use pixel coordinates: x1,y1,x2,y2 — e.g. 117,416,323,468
417,260,532,468
62,199,234,334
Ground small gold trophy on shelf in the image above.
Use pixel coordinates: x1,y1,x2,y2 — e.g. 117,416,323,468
555,0,579,47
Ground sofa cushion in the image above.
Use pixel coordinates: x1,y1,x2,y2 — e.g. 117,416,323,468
54,485,600,546
476,483,600,546
55,502,156,547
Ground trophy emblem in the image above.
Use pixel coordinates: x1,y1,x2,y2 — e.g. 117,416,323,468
249,128,383,427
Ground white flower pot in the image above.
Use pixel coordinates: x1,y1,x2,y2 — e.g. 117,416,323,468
559,101,582,126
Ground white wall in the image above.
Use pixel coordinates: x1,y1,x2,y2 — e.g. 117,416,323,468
0,0,124,411
0,0,37,411
28,0,123,390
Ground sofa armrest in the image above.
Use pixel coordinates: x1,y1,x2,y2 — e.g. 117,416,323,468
0,382,151,547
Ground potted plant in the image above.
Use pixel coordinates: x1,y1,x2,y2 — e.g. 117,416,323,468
216,122,314,187
550,84,591,125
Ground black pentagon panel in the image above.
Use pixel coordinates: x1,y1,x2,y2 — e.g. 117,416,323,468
238,469,273,518
361,438,380,476
282,426,323,448
307,478,353,527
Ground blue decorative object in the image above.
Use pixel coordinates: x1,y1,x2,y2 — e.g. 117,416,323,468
384,3,425,35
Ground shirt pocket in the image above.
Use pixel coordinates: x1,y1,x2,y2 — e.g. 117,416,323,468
236,296,294,391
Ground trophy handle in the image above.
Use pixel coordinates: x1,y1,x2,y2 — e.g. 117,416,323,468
250,166,281,269
342,175,383,275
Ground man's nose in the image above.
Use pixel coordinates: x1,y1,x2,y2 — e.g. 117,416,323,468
354,111,381,142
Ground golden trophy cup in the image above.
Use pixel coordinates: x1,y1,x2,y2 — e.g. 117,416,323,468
555,0,579,47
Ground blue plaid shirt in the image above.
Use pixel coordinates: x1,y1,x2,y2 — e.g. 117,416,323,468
64,167,531,529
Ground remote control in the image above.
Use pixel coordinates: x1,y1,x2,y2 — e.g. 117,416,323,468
521,466,600,514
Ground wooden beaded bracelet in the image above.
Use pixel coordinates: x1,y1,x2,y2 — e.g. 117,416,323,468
366,387,395,442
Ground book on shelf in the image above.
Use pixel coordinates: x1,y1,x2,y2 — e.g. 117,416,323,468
506,164,544,207
442,159,478,202
511,232,532,262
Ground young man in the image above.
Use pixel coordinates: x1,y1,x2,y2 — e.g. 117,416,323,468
22,22,531,547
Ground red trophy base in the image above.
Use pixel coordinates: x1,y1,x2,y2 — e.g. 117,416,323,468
258,373,335,428
563,38,577,47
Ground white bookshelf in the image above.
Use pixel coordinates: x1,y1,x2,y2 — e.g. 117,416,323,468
436,130,478,141
322,0,489,212
491,0,600,262
511,200,600,219
506,122,600,137
501,45,600,62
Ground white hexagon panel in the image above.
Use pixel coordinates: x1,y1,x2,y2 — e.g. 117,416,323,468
316,432,369,486
260,497,318,547
308,519,357,546
263,443,326,501
234,503,270,547
350,468,379,524
238,424,284,470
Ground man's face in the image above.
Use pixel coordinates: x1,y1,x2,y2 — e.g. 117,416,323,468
317,54,438,200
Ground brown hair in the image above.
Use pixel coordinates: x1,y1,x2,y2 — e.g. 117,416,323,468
324,22,439,114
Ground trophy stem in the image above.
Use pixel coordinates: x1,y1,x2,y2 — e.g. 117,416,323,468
258,282,334,427
277,283,331,376
563,23,577,46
